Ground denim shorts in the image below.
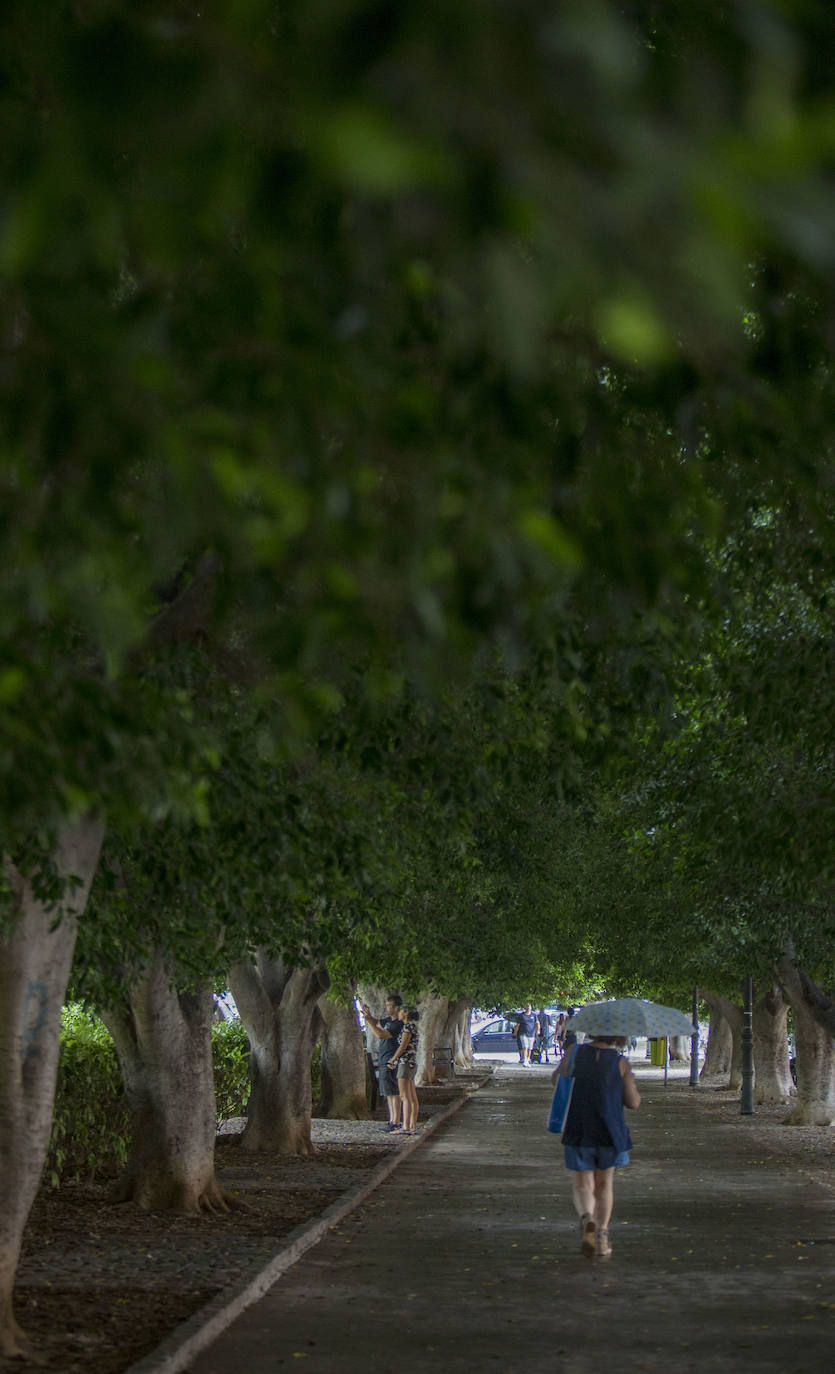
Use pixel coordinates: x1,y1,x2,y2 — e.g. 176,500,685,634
397,1061,416,1081
564,1145,630,1171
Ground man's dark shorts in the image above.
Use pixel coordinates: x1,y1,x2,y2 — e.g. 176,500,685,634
379,1062,398,1096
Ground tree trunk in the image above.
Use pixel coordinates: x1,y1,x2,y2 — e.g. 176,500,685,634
700,997,733,1077
669,1035,689,1062
703,991,743,1089
454,1000,474,1068
0,818,103,1357
228,952,329,1153
416,992,448,1085
433,997,470,1076
778,953,835,1125
317,993,369,1120
101,953,227,1212
752,981,793,1105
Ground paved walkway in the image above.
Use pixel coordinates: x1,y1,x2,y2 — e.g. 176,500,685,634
185,1065,835,1374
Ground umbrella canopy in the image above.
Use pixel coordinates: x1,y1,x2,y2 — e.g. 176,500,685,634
569,999,696,1039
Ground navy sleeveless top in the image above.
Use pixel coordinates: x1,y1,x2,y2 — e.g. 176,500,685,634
562,1044,633,1153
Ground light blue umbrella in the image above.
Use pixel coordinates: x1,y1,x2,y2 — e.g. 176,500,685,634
569,998,696,1039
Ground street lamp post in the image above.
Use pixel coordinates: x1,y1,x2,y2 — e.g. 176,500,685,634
741,976,755,1115
689,985,699,1087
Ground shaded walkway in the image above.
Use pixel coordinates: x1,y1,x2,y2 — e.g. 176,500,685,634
186,1066,835,1373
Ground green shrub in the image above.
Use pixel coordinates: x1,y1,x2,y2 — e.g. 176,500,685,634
46,1006,254,1186
46,1004,130,1186
211,1015,251,1125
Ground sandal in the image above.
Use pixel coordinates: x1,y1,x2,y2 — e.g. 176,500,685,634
594,1228,612,1259
580,1213,596,1258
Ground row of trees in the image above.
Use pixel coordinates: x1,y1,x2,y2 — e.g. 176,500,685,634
3,0,835,1357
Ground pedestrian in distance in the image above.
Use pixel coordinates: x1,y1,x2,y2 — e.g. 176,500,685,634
552,1034,641,1259
361,994,403,1131
536,1008,553,1063
516,1003,540,1066
389,1005,420,1134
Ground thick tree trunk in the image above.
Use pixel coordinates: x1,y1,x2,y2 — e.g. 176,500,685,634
752,981,793,1105
101,954,227,1212
669,1035,689,1063
454,1000,474,1068
416,992,448,1085
317,994,369,1120
433,997,471,1075
0,818,103,1357
700,998,733,1077
229,952,329,1154
703,991,743,1089
778,953,835,1125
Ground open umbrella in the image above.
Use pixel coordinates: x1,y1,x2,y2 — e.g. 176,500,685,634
569,998,696,1039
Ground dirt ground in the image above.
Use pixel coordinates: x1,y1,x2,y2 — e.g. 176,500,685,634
3,1074,834,1374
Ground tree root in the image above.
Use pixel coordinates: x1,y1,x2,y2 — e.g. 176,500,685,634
782,1106,835,1127
106,1172,238,1214
197,1180,236,1214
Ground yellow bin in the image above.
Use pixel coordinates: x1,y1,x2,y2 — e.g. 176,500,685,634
649,1037,668,1066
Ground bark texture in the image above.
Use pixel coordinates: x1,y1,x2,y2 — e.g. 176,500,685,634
701,999,733,1077
229,952,329,1153
778,954,835,1125
432,997,471,1075
0,818,103,1356
669,1035,689,1063
752,981,793,1105
317,994,369,1119
702,991,743,1089
416,992,449,1085
101,954,227,1212
456,1003,474,1067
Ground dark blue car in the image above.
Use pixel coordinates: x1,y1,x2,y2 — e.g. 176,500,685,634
471,1016,520,1053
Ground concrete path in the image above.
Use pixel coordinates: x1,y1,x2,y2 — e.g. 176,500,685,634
185,1065,835,1374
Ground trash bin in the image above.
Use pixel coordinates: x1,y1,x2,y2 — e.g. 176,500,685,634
649,1037,668,1067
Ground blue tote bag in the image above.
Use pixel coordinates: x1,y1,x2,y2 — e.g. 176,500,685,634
546,1045,577,1134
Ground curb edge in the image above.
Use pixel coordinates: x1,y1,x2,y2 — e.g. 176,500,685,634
124,1076,491,1374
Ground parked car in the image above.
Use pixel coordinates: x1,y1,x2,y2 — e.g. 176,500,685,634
471,1016,521,1054
471,1009,569,1055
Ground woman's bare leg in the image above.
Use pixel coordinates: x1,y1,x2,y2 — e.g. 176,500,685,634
571,1171,596,1254
408,1080,419,1130
402,1082,413,1131
592,1168,615,1230
592,1168,615,1255
571,1170,594,1219
396,1084,408,1128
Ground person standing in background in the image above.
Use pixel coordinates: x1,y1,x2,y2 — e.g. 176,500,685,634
361,994,403,1132
516,1003,539,1067
389,1005,420,1135
536,1008,553,1063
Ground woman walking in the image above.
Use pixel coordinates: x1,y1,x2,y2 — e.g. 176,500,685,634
388,1005,420,1135
552,1034,640,1258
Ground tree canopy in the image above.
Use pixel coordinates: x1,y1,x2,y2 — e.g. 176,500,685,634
2,0,835,999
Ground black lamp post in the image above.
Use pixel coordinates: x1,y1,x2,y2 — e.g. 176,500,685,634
689,985,699,1087
740,976,755,1115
